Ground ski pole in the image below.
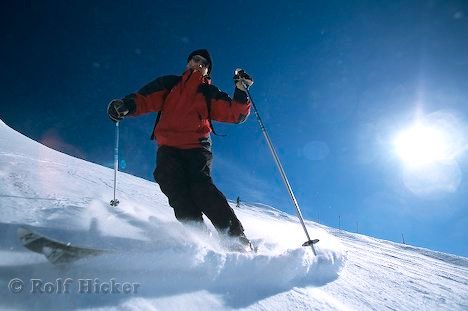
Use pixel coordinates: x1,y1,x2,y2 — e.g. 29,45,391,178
241,79,319,256
110,121,120,207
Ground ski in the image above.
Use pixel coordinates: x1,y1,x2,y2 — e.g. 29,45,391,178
17,227,108,265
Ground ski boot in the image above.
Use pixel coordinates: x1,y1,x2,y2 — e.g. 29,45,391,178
227,233,256,253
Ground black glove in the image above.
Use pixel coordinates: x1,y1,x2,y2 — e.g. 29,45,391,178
107,99,129,122
233,68,253,91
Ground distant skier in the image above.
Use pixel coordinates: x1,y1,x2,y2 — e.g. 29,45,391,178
236,196,241,208
107,49,254,251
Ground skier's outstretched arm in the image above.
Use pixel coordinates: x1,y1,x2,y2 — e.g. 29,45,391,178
209,69,254,124
107,75,180,122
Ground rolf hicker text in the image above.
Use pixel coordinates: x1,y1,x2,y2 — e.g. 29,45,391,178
9,278,141,294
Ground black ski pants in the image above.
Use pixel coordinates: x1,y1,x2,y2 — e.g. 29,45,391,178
153,145,244,236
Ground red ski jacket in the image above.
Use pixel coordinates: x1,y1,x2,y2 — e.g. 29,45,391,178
123,69,251,149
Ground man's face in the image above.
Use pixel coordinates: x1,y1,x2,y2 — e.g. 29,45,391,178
186,55,210,76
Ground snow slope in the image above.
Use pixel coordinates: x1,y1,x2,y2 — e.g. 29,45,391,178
0,119,467,311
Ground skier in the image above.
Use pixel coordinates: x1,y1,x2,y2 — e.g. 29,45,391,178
107,49,254,251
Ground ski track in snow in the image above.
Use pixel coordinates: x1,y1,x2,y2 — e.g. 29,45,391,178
0,119,467,310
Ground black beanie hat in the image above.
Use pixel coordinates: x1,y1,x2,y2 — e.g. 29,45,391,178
187,49,212,75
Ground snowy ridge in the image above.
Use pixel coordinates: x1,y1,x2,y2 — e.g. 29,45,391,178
0,119,467,310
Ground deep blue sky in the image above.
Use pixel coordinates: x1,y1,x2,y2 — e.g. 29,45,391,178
2,1,467,257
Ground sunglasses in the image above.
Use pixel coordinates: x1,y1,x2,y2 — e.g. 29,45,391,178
191,55,209,67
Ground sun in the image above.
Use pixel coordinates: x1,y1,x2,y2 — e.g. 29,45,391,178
393,122,451,168
392,111,467,195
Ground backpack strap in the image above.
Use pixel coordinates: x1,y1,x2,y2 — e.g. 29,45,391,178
147,76,181,140
199,84,225,136
150,80,226,140
149,112,161,140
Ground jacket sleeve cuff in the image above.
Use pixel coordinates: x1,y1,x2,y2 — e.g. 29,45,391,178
233,87,248,103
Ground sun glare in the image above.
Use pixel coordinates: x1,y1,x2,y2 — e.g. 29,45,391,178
394,122,451,168
392,111,467,195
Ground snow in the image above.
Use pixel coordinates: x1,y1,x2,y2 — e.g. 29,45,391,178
0,118,467,310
